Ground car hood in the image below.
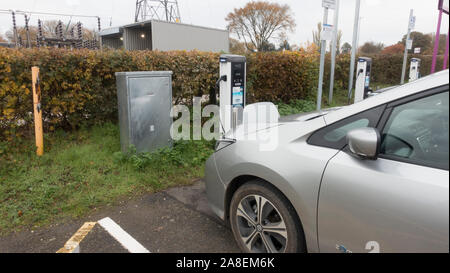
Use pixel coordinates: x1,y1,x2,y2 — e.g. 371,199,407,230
224,107,343,140
279,107,343,123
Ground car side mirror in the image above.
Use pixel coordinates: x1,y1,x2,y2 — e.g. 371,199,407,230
346,128,381,160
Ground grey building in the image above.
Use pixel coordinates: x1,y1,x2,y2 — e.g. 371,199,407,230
100,20,229,52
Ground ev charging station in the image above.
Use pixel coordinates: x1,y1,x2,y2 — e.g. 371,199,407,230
409,58,421,82
218,55,247,134
354,57,373,103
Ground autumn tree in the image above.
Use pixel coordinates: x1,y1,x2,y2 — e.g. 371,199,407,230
401,31,432,53
278,39,291,51
381,43,405,55
359,41,384,54
341,42,352,54
229,38,247,54
226,1,296,52
424,33,448,55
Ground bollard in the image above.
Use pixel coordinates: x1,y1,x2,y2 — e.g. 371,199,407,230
32,67,44,156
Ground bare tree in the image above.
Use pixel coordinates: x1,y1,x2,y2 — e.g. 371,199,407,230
226,1,296,52
330,30,343,54
312,22,322,48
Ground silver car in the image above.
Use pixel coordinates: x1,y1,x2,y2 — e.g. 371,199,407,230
205,70,449,253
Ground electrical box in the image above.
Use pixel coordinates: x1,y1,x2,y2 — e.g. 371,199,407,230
115,71,173,154
409,58,421,82
355,57,372,103
219,55,247,134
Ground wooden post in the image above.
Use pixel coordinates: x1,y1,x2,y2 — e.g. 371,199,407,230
32,67,44,156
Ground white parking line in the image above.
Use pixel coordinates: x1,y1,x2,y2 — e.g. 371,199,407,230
98,217,151,253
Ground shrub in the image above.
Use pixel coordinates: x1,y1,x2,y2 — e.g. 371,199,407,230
0,48,319,139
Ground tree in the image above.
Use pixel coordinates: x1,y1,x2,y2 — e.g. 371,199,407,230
278,39,291,51
359,41,384,54
381,43,405,55
260,41,276,52
341,42,352,54
229,38,247,54
312,22,322,48
6,26,39,46
0,34,6,43
226,1,296,52
330,30,343,54
401,31,432,53
425,33,448,55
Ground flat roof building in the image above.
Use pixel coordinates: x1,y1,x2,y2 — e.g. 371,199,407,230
100,20,229,52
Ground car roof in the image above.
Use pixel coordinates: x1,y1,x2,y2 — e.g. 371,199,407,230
325,69,449,125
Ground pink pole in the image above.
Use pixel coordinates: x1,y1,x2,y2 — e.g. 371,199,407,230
431,9,443,74
443,28,449,70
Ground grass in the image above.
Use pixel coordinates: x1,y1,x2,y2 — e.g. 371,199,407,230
0,86,391,234
0,123,214,234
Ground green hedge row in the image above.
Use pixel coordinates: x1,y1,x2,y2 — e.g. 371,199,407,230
0,47,447,140
0,48,318,139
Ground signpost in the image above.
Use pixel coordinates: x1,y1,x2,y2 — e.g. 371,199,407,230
329,0,340,104
317,0,335,110
347,0,361,103
401,9,415,85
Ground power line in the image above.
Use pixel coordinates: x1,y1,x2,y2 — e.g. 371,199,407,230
0,9,100,19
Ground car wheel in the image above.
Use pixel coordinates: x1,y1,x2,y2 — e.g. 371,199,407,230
229,180,306,253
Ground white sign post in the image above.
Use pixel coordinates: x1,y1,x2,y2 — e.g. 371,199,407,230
322,0,336,10
401,9,415,85
406,39,413,50
317,1,333,110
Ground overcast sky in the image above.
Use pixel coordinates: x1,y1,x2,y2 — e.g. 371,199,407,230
0,0,448,47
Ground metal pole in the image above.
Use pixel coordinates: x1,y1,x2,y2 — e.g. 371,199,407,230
401,9,414,84
348,0,361,103
443,28,449,70
317,7,329,111
431,9,443,74
329,0,340,103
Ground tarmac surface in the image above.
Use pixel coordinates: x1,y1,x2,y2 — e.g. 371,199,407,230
0,181,240,253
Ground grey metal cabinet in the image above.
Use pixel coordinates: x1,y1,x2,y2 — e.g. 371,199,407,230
115,71,173,154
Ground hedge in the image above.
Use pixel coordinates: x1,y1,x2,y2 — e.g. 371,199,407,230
0,47,447,140
323,53,448,90
0,48,319,139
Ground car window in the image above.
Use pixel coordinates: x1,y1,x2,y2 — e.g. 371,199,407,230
308,105,385,150
381,91,449,170
324,119,370,142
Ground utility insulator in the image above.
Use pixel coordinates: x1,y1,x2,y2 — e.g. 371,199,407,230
57,21,63,40
97,17,101,32
36,35,40,48
12,11,18,48
38,19,43,37
77,22,83,48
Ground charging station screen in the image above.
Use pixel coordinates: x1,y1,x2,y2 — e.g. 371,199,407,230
231,62,245,107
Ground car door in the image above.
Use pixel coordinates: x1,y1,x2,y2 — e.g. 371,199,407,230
318,88,449,253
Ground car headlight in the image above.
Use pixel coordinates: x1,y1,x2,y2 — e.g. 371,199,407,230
215,138,236,152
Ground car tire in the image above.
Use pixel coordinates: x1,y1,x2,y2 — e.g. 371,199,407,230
229,180,306,253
